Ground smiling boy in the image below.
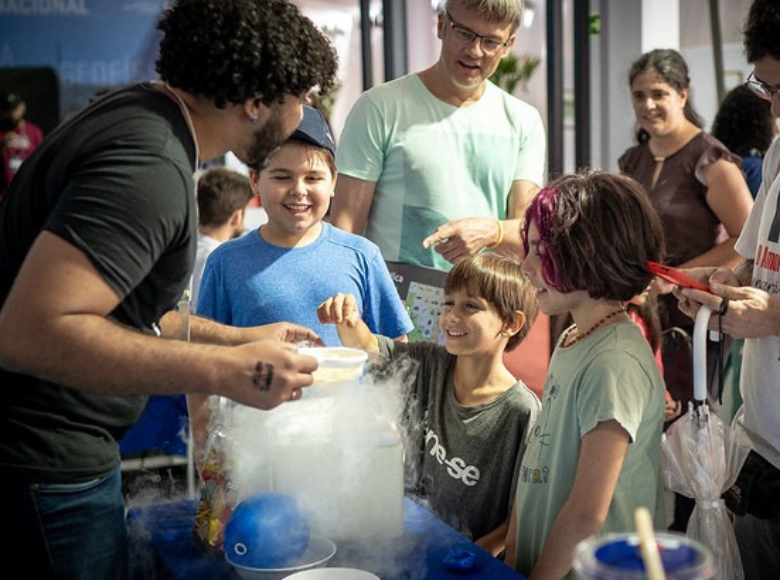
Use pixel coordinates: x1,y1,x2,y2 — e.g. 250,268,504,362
317,252,541,556
196,105,413,348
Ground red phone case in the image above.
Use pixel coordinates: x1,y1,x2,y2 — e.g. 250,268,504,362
646,261,710,292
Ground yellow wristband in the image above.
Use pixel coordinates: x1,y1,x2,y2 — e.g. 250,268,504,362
486,218,503,249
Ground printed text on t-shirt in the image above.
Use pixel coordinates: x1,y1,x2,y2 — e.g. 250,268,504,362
756,244,780,273
424,429,480,486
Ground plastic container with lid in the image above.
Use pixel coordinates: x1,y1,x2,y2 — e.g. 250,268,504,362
298,346,368,397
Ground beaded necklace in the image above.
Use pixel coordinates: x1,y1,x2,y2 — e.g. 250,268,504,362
560,307,626,348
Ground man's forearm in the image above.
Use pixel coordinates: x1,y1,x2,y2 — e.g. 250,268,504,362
160,310,239,346
0,310,224,397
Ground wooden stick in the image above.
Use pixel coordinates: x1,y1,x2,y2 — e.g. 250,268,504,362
635,506,666,580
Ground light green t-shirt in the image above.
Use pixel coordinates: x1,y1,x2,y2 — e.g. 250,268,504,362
336,73,546,271
512,322,666,576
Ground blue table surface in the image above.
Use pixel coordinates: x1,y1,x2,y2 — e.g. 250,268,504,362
127,497,527,580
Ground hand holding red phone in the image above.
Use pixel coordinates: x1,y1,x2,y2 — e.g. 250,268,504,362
645,261,710,292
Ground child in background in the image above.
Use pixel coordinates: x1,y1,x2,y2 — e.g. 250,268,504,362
317,252,541,556
506,171,666,578
190,167,254,310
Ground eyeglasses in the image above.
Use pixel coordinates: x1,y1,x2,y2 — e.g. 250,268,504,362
444,9,512,55
745,71,780,102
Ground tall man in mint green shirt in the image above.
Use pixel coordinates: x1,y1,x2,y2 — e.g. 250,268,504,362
330,0,546,272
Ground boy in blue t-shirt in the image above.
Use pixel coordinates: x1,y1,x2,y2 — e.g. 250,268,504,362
196,105,412,343
191,106,413,465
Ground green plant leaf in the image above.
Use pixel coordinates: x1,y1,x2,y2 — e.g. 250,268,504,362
489,54,541,95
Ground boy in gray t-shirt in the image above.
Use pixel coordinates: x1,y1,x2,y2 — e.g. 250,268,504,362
318,252,541,556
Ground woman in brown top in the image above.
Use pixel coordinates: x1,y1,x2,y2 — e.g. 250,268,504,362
620,48,753,330
620,49,752,274
619,48,753,532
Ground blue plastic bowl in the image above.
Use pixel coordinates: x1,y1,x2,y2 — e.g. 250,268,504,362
224,492,310,569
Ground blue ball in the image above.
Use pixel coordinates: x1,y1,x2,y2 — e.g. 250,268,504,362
224,492,310,569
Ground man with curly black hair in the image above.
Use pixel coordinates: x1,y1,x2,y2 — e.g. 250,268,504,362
156,0,338,169
0,0,337,577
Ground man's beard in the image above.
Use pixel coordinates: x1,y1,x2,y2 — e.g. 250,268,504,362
243,112,291,170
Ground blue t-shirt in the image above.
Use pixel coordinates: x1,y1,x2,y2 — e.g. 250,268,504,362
196,222,413,345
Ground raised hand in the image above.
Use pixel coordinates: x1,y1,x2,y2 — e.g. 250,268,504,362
422,217,501,264
316,293,378,352
317,292,360,327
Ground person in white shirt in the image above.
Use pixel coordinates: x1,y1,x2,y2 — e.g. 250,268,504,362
676,1,780,576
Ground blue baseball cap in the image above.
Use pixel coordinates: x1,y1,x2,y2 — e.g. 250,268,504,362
291,105,335,156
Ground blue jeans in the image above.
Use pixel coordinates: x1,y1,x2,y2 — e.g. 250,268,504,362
0,467,128,579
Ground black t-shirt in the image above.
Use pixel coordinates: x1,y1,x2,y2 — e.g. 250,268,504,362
0,83,197,483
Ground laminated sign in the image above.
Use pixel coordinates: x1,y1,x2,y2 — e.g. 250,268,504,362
385,261,447,344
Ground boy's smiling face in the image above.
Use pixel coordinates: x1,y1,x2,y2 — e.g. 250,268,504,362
252,141,336,246
439,288,510,357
